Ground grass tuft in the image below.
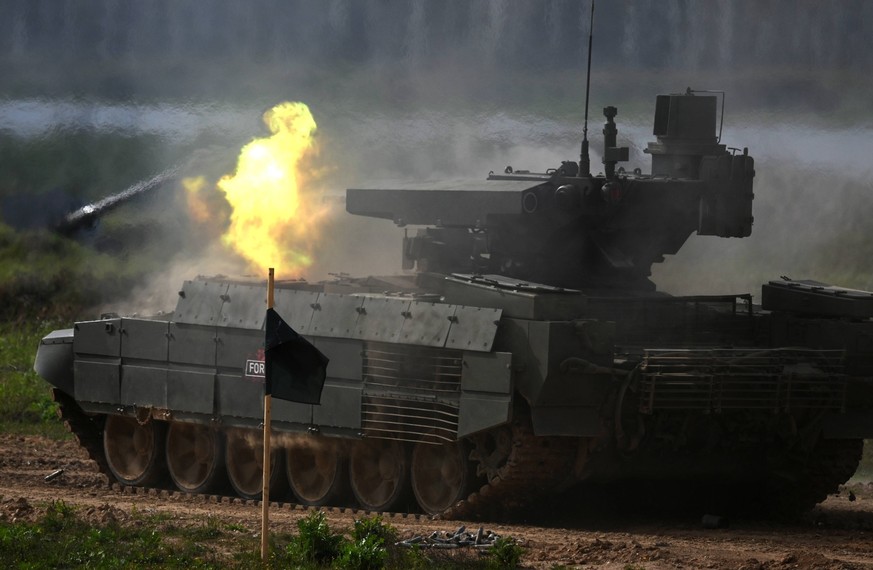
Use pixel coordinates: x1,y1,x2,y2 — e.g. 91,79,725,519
485,536,524,569
0,500,220,568
285,510,346,567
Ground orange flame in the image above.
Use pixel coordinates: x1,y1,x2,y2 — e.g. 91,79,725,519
184,102,331,278
183,176,212,223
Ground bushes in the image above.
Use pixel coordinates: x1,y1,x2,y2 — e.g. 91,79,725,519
282,511,524,569
284,512,392,569
286,510,346,566
485,537,524,570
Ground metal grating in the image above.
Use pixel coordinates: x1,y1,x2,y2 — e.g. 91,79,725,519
361,342,462,444
639,348,847,414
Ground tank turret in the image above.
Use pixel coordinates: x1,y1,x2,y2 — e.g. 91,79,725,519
347,90,754,291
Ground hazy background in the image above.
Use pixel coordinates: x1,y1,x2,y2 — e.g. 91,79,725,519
1,0,872,312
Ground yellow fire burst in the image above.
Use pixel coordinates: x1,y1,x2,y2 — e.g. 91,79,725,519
213,101,330,277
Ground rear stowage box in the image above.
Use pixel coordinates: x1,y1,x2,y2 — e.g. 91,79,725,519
762,279,873,319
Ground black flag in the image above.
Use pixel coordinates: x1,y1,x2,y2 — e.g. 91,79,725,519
265,308,329,404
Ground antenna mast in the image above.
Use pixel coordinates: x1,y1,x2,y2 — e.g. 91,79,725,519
580,0,595,177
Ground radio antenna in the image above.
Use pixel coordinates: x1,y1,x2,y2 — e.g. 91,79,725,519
579,0,595,177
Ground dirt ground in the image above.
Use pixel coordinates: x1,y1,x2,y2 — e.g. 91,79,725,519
1,434,872,569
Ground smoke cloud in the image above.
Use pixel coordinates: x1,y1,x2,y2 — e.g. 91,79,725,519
2,1,872,316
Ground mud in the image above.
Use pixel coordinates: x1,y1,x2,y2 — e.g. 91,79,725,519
1,434,872,568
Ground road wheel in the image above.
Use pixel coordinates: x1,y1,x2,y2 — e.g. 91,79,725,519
411,440,473,515
349,438,410,512
103,415,166,486
225,428,287,500
166,421,225,494
286,437,347,506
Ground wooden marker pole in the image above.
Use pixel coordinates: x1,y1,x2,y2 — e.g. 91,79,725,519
261,267,275,561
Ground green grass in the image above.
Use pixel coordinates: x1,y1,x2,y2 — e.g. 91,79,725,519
0,225,102,436
0,506,522,569
0,223,151,322
0,318,68,437
0,215,186,317
0,501,224,568
0,220,172,437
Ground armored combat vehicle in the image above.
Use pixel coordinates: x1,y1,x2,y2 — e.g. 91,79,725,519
34,90,873,518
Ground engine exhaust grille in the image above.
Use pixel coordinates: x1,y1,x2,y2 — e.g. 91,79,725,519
361,342,462,444
639,348,847,414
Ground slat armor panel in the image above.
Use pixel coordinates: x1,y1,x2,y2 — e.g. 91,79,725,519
361,342,462,444
640,348,847,413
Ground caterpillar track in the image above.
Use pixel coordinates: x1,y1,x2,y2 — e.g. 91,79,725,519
53,389,111,480
53,383,866,524
441,415,579,520
757,437,864,516
53,384,426,520
53,388,582,520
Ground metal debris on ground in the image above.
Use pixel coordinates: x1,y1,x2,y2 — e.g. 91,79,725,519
396,525,508,549
44,469,64,482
